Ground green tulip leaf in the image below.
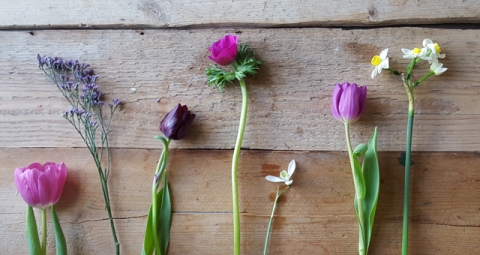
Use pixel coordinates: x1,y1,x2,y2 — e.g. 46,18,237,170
142,179,172,255
51,205,68,255
362,127,380,252
26,206,41,255
141,205,155,255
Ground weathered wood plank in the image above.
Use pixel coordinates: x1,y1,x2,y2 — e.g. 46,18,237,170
1,148,480,254
1,28,479,151
0,0,479,29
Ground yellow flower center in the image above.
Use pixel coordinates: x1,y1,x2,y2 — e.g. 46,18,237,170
371,55,381,66
413,48,421,55
434,43,441,53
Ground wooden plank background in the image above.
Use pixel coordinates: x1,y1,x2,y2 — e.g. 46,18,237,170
1,1,479,254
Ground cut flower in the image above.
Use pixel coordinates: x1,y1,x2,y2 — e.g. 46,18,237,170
423,38,446,63
401,47,427,59
430,62,448,75
14,162,67,210
331,82,367,124
370,48,389,79
207,35,238,66
265,160,296,186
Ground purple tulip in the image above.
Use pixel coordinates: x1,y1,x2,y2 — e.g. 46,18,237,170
14,162,67,210
331,82,367,123
207,35,238,66
160,104,195,140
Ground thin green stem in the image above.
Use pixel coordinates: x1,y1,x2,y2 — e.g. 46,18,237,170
41,209,47,255
232,79,248,255
344,123,366,255
402,94,415,255
263,186,289,255
152,138,170,255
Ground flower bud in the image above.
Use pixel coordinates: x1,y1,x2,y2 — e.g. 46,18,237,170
160,104,195,140
14,162,67,210
331,82,367,123
207,35,238,66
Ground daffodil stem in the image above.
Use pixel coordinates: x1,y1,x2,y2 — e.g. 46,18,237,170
41,209,47,255
263,186,289,255
152,138,170,255
402,93,415,255
344,122,366,255
232,79,248,255
413,71,434,88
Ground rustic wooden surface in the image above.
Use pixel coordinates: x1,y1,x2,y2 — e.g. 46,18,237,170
2,149,480,254
1,28,480,151
1,0,479,28
1,0,480,254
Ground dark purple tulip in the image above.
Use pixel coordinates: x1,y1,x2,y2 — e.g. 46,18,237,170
207,35,238,66
160,104,195,140
331,82,367,123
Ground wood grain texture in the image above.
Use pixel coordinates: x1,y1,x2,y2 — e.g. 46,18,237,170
0,0,479,29
1,148,480,254
1,28,479,151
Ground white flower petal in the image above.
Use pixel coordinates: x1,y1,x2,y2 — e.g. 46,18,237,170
265,175,284,183
371,67,378,79
423,38,433,47
285,180,293,186
379,48,389,59
287,160,296,176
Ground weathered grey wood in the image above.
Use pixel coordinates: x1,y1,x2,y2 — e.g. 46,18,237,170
1,28,479,151
2,148,480,254
0,0,479,29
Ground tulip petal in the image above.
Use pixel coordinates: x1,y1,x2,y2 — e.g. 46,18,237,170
331,84,343,121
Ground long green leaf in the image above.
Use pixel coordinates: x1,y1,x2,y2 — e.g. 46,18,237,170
51,206,68,255
158,180,172,254
142,205,155,255
142,179,172,255
26,206,41,255
362,127,380,252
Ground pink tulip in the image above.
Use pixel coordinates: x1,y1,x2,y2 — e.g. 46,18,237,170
331,82,367,123
207,35,238,66
14,162,67,209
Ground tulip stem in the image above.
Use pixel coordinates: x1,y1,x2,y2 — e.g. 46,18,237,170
152,138,170,255
402,77,415,255
232,79,248,255
41,209,47,255
263,186,289,255
344,122,366,255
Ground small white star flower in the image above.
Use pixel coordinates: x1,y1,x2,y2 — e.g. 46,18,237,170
265,160,296,186
430,62,448,75
423,38,445,63
401,47,427,59
371,48,389,79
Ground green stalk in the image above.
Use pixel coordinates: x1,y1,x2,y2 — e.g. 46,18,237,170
41,209,47,255
344,122,366,255
263,186,289,255
232,79,248,255
402,80,415,255
152,139,170,255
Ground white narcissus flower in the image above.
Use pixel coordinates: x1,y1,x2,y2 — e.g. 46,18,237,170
371,48,389,79
401,47,427,59
430,62,448,75
423,38,446,63
265,160,296,186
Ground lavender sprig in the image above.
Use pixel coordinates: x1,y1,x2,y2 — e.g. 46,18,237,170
38,55,121,255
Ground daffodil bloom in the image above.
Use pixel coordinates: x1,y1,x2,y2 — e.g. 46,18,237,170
401,47,427,59
430,62,448,75
370,48,389,79
423,38,446,63
265,160,295,186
